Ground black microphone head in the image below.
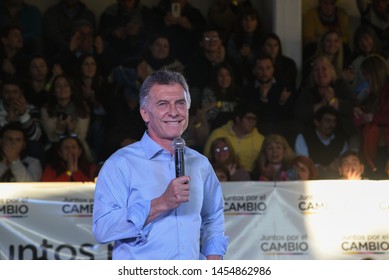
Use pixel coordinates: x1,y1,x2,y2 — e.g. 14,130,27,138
172,137,186,150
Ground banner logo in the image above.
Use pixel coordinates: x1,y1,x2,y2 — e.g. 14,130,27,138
342,234,389,255
298,194,326,214
224,194,267,215
62,198,93,217
0,197,29,218
260,234,309,255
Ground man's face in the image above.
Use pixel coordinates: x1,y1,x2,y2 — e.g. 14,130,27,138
253,58,274,82
2,28,23,50
1,129,25,155
200,31,221,52
140,84,189,148
30,57,49,82
319,0,336,17
315,113,337,138
236,113,257,135
338,155,364,180
2,84,23,107
313,61,332,87
150,37,170,60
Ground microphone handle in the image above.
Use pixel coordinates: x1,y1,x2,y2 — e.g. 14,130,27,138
175,148,185,177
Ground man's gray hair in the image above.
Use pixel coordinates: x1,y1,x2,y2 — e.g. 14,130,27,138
139,69,191,109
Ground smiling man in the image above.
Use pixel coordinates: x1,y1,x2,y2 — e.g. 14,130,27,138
93,70,227,260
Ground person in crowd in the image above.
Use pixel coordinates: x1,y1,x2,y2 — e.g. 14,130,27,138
302,30,351,87
42,133,97,182
244,53,296,142
181,104,209,153
291,155,318,180
99,0,156,65
295,106,348,179
338,150,365,180
262,32,298,90
226,6,263,84
252,133,296,181
152,0,207,65
357,0,389,52
40,74,92,162
0,25,30,81
100,82,146,161
295,56,357,141
43,0,96,59
207,0,253,42
354,54,389,175
0,0,43,54
136,33,185,81
185,28,237,108
93,69,228,260
51,19,114,78
23,55,63,108
203,103,264,173
344,25,388,102
0,77,43,162
208,137,251,181
73,54,113,162
201,62,242,130
302,0,350,60
0,123,41,182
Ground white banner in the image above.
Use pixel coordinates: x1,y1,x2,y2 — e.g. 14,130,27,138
1,181,389,260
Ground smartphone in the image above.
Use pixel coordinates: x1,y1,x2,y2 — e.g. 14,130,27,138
171,3,181,18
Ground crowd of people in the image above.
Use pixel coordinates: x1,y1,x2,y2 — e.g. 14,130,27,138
1,0,389,183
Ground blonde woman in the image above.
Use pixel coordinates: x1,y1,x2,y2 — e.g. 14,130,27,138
252,134,295,181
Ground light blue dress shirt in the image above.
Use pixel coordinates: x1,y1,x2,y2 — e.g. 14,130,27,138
93,132,228,259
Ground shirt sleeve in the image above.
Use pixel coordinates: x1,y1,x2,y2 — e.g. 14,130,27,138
200,162,228,257
295,134,309,157
92,157,152,244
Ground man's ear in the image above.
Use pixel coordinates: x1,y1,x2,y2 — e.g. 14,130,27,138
139,107,149,124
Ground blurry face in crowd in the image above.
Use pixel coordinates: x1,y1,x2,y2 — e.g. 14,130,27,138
77,25,94,53
2,84,23,107
54,77,72,102
373,0,389,13
315,113,337,138
294,162,310,180
217,67,232,89
338,155,364,180
30,57,49,82
59,138,82,162
263,38,280,59
253,58,274,83
2,28,23,50
358,34,374,55
265,142,284,165
241,16,258,33
324,32,340,56
150,37,170,60
319,0,336,17
81,56,97,79
236,113,257,135
313,60,333,87
213,141,230,164
1,129,25,156
201,31,222,52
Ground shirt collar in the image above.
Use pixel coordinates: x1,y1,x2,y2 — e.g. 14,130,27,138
140,131,169,159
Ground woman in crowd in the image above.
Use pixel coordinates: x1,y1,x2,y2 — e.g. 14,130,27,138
252,134,295,181
201,62,242,130
354,54,389,174
262,32,298,90
40,74,92,161
23,55,63,108
295,56,357,140
208,137,251,181
291,155,318,180
42,134,97,182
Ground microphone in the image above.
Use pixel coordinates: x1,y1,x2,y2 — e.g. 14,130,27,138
172,137,186,177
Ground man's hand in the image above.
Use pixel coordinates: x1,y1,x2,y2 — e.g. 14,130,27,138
146,176,191,224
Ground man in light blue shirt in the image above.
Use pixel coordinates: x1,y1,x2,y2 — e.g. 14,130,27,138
93,70,228,259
